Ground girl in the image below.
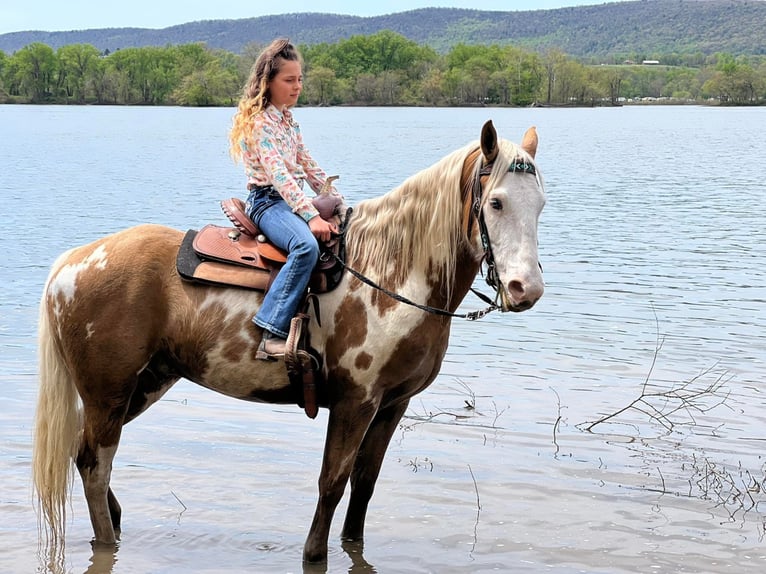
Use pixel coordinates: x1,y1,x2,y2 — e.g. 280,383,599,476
229,38,339,359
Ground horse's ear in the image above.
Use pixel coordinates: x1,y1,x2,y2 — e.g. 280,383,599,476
521,126,538,158
480,120,499,164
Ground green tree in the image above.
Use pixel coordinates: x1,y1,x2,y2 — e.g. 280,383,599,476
542,49,568,105
353,73,378,104
173,55,241,106
303,65,339,105
170,44,243,106
700,53,762,103
85,57,116,104
0,50,7,100
551,58,586,104
418,68,445,105
57,44,101,103
9,43,57,102
664,67,700,99
340,31,422,75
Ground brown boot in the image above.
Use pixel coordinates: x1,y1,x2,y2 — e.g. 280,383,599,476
256,331,286,361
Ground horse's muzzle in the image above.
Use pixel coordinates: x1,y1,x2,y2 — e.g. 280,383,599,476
500,277,544,312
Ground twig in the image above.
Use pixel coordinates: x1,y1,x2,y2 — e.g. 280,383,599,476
171,490,187,525
550,386,562,456
657,466,666,493
467,464,481,558
468,464,482,511
171,490,187,511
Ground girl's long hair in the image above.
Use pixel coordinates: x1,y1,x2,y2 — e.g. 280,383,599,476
229,38,302,161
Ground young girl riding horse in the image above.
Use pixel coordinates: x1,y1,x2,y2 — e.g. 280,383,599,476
229,38,340,359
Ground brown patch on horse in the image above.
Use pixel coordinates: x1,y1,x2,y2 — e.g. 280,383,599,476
196,305,254,364
325,295,369,369
370,285,399,317
375,316,451,409
354,351,373,371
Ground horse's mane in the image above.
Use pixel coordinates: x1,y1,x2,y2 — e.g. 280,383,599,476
345,138,529,288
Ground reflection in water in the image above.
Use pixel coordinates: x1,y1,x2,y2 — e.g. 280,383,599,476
38,541,119,574
299,540,377,574
83,545,118,574
340,540,377,574
37,543,66,574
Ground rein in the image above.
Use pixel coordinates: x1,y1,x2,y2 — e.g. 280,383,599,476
327,153,536,321
330,249,500,320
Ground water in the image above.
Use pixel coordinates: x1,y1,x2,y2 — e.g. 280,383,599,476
1,104,764,573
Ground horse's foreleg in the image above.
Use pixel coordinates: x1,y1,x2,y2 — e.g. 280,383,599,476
76,404,128,545
303,399,379,563
341,398,409,541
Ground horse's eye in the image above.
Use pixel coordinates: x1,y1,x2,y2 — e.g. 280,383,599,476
489,198,503,211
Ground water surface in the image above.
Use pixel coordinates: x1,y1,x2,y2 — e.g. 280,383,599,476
0,105,764,573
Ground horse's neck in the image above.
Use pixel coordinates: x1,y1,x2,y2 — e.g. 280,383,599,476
442,244,483,314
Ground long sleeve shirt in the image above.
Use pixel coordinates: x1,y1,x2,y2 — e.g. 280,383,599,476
240,104,337,222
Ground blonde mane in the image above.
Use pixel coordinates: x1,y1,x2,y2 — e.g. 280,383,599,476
345,138,528,288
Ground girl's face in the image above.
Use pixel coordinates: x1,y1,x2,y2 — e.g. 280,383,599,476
268,60,303,109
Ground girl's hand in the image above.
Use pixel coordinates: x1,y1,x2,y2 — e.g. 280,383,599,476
308,216,337,242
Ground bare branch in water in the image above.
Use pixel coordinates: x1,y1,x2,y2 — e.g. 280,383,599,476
171,490,187,525
580,311,732,433
467,464,482,557
582,363,732,433
468,464,482,511
550,386,563,456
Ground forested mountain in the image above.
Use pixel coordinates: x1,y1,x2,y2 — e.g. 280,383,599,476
1,0,765,59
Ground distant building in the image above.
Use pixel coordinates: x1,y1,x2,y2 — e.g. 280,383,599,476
642,60,660,65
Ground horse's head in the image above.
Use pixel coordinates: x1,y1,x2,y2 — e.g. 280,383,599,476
468,120,546,312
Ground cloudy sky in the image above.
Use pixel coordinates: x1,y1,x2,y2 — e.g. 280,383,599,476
1,1,616,34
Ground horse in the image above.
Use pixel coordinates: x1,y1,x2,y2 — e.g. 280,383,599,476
32,120,546,563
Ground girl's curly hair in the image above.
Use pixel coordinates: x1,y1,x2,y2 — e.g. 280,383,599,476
229,38,302,161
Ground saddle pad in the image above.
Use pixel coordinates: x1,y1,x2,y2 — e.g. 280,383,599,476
177,229,272,291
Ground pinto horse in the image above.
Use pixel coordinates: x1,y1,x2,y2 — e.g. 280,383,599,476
33,120,545,563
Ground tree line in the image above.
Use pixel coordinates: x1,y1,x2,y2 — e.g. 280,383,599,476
1,31,764,107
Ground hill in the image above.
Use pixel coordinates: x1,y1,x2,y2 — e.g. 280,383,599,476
1,0,765,58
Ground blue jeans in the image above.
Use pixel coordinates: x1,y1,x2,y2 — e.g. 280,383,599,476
246,187,319,338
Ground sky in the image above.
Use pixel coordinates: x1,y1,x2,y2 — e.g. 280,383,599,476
0,1,614,35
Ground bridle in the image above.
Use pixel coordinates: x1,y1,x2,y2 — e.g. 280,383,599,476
329,150,538,321
469,154,537,307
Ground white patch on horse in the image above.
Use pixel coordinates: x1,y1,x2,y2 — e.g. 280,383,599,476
199,289,259,325
49,244,109,311
342,269,434,384
84,444,118,485
195,289,284,390
85,322,95,339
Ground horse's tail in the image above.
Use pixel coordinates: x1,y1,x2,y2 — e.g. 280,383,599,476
32,255,82,549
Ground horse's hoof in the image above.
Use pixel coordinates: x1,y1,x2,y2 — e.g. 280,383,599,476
302,546,328,564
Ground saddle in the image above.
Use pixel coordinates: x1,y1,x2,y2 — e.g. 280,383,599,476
176,194,346,294
175,191,348,420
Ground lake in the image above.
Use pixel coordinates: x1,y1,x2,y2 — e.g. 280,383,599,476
0,104,764,574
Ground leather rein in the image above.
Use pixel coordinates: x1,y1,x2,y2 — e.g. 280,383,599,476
329,150,537,320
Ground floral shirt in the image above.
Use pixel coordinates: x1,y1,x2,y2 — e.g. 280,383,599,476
240,104,336,222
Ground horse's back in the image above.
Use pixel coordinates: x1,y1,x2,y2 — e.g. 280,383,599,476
59,223,182,263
